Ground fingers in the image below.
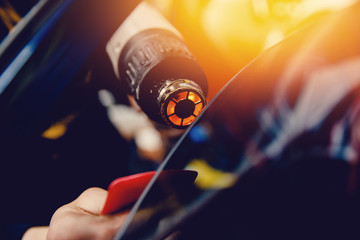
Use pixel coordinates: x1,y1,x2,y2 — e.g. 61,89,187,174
47,187,129,240
22,226,48,240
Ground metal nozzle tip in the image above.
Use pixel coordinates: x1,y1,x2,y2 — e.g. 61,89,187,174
159,79,206,129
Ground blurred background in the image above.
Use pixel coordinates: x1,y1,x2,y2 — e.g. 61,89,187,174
147,0,358,99
1,0,358,99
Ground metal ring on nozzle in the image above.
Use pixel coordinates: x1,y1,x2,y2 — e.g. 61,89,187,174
159,79,206,129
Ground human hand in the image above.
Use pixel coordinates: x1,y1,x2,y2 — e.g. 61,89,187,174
23,187,129,240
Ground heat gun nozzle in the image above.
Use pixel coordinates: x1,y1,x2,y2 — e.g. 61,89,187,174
159,80,206,128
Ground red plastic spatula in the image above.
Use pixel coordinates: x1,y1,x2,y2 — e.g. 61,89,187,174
101,169,197,215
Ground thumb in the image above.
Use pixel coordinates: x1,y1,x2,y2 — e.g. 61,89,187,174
72,187,108,215
47,187,129,240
